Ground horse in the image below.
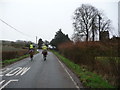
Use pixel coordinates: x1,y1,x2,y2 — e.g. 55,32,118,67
29,49,34,61
42,50,47,61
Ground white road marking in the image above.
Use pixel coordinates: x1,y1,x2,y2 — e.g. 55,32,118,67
0,68,6,71
0,79,18,89
3,68,12,73
5,67,22,76
0,80,5,85
0,67,31,77
0,74,3,77
20,67,30,76
0,68,12,72
0,67,30,89
15,67,30,76
55,55,80,89
15,67,26,76
0,68,12,76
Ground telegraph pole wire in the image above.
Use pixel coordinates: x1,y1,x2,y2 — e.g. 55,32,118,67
0,18,35,38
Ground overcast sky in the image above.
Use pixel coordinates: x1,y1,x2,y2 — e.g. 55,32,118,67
0,0,119,43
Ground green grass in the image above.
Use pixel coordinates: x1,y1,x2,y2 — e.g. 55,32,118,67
0,54,29,67
52,50,115,88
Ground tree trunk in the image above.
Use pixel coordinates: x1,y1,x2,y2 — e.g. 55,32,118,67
92,19,95,41
86,30,89,41
98,15,101,41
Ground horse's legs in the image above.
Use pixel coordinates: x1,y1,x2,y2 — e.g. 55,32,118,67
30,54,33,61
43,54,47,61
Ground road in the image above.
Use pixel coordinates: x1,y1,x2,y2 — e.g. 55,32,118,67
0,50,83,89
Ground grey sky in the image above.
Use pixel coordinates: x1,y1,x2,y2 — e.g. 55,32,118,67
118,1,120,37
0,0,119,43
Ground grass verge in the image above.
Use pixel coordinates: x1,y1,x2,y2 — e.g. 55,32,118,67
0,54,29,67
52,50,115,88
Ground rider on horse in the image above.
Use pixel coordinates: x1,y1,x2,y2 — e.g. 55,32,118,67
29,43,34,60
42,44,48,61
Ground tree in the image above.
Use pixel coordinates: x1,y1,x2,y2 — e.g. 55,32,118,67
72,4,98,42
38,38,43,49
25,41,33,48
97,14,111,40
44,40,49,47
91,17,98,41
50,29,71,48
72,4,112,42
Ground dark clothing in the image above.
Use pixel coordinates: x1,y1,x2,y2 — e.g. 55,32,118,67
42,50,47,56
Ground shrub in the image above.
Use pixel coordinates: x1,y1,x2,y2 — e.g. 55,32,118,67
2,49,28,61
58,41,119,87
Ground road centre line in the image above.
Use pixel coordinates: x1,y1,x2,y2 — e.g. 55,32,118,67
54,54,80,89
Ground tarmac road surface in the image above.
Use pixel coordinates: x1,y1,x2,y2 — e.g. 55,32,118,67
0,50,83,89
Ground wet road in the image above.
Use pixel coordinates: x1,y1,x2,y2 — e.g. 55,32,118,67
0,50,83,89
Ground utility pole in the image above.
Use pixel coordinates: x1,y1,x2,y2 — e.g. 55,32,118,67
36,36,37,44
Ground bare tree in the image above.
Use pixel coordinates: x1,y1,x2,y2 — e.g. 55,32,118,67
72,4,98,41
91,17,98,41
97,13,112,40
72,4,112,42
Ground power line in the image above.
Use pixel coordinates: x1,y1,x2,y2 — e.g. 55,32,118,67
0,18,35,38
